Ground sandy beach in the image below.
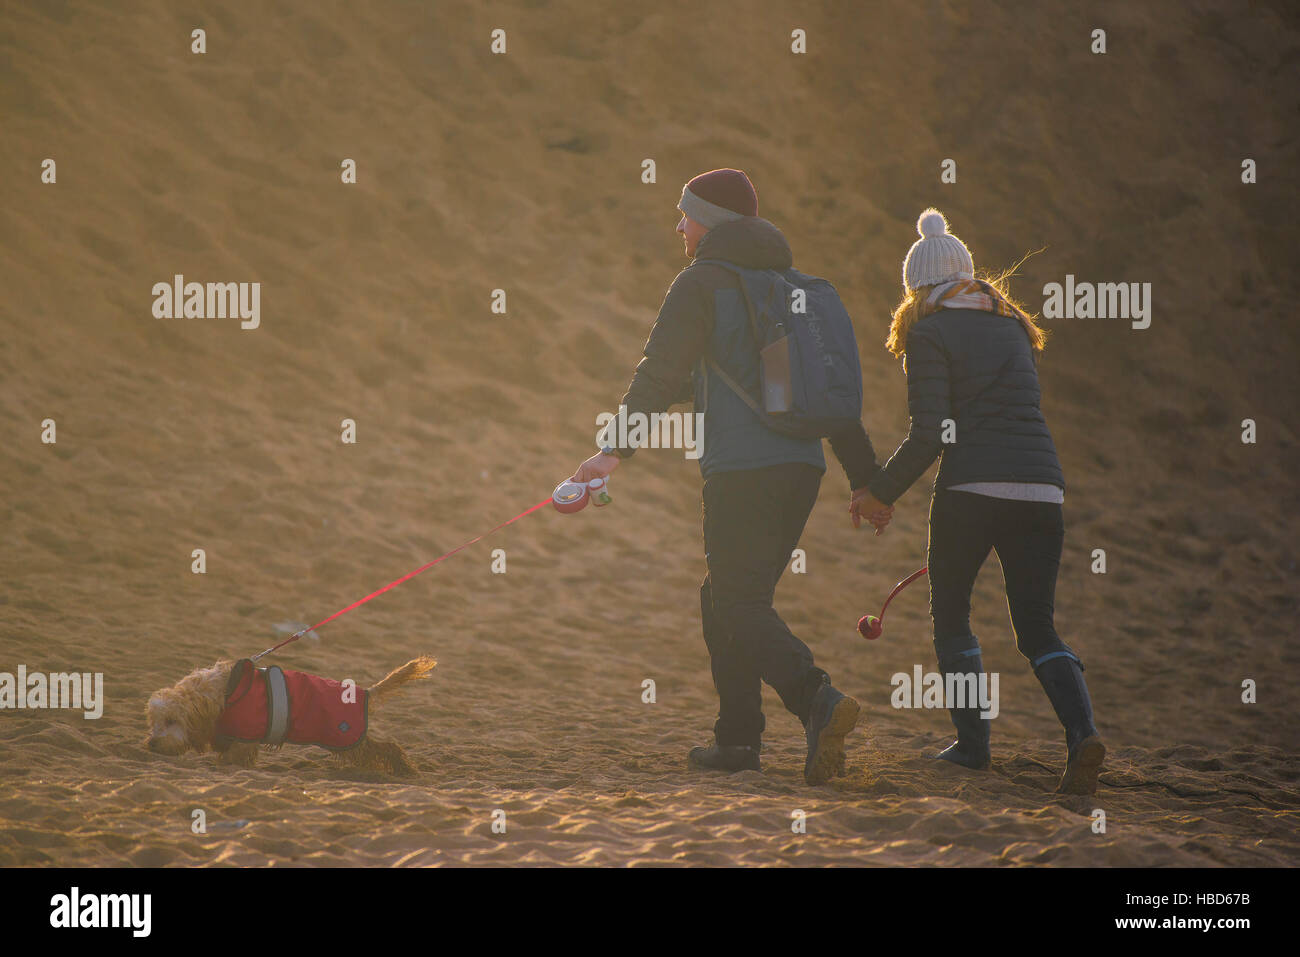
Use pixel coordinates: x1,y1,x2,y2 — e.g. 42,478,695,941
1,0,1298,867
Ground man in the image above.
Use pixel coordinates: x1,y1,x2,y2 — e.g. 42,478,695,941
570,169,891,784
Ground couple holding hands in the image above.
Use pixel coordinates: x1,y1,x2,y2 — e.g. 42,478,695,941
571,169,1104,795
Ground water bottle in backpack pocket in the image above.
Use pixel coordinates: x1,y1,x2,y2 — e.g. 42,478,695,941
694,259,864,439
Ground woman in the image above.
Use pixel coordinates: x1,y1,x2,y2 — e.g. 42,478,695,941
851,209,1105,795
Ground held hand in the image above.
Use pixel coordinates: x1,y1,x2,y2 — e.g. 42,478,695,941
571,452,620,484
850,488,894,536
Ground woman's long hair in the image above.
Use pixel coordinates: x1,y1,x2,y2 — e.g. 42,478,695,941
885,266,1048,358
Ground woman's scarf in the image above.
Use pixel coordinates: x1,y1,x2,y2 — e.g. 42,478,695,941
925,278,1028,321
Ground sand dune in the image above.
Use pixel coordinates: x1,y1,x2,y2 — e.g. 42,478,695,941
1,0,1298,866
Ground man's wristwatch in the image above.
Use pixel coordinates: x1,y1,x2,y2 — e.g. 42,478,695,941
600,444,624,459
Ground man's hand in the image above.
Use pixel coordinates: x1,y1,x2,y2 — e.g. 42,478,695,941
850,487,894,536
571,452,621,484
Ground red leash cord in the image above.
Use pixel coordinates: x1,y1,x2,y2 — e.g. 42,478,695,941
250,497,553,662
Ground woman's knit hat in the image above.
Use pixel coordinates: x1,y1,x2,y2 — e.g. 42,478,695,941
903,209,974,290
678,169,758,229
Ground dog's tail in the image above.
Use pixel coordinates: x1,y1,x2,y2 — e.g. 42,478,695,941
368,656,437,703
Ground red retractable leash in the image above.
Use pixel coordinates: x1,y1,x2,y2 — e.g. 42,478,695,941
858,566,928,640
250,476,612,662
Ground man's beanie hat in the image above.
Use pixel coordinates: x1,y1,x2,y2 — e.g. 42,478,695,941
903,208,975,290
678,169,758,229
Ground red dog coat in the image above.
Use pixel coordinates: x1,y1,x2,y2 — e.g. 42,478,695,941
214,659,368,751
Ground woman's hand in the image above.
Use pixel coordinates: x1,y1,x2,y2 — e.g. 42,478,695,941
571,452,620,484
850,487,894,536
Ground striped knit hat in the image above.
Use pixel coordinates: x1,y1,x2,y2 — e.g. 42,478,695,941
678,169,758,229
903,208,974,290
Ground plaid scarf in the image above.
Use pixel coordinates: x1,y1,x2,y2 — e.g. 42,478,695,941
925,278,1028,321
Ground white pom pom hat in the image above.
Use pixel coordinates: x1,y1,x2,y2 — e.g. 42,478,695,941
902,208,974,291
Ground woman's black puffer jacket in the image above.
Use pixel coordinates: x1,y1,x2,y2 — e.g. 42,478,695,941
867,308,1065,505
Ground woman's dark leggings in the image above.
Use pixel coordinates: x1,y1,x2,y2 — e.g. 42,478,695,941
927,487,1076,668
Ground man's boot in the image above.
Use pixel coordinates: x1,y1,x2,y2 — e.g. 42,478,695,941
688,741,761,773
804,677,861,785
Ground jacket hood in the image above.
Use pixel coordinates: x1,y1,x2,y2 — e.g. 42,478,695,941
693,216,793,270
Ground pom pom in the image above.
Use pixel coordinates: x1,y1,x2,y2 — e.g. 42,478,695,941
917,209,947,238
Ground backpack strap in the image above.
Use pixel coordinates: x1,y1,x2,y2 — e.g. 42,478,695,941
705,356,764,416
691,258,781,414
692,258,781,348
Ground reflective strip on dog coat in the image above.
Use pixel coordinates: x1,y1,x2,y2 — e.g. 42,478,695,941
214,659,369,751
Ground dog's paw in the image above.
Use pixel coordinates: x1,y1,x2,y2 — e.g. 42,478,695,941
217,741,260,768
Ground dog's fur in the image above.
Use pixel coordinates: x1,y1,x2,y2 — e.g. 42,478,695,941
145,656,436,775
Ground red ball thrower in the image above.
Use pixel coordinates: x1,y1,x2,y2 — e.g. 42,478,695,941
858,566,928,640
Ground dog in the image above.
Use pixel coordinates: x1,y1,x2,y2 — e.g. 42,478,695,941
145,655,436,775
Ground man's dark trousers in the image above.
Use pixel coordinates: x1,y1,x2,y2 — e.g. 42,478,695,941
700,462,830,749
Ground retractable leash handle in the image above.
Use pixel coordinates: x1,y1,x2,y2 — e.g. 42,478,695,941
551,476,611,514
858,566,928,640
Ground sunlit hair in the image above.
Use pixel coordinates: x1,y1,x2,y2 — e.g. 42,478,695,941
886,264,1048,358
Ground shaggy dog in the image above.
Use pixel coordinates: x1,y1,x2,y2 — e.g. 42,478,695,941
145,656,436,775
